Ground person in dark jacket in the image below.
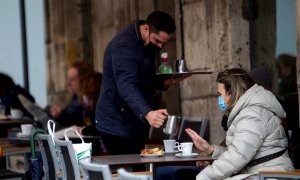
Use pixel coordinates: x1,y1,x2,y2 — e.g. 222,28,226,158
49,61,93,127
0,72,35,118
96,11,188,156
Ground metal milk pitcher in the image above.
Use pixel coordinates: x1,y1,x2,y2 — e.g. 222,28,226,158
175,59,189,73
163,115,181,135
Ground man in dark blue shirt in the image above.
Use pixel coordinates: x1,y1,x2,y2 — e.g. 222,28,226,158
96,11,187,155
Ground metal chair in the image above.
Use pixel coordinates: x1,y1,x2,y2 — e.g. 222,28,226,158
18,94,51,129
36,134,61,180
55,139,81,180
259,170,300,180
177,117,208,142
117,168,152,180
148,126,171,144
80,160,120,180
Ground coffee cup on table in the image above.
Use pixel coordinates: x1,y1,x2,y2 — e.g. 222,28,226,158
177,142,193,156
21,124,33,135
163,139,179,152
10,109,23,119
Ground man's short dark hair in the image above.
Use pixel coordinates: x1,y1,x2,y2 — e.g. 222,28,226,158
146,11,176,34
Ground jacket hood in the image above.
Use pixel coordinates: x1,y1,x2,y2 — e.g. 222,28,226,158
227,84,286,126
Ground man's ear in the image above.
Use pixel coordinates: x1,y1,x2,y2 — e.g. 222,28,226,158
144,24,149,31
141,24,149,32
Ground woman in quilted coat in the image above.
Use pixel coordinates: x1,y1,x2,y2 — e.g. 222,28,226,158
156,68,294,180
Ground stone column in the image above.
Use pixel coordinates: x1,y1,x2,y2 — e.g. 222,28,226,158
295,0,300,128
179,0,250,144
45,0,93,107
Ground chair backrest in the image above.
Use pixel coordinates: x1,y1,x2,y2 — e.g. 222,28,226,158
148,126,172,144
177,117,208,142
117,168,150,180
80,161,113,180
18,94,51,129
54,139,81,180
36,134,60,180
259,170,300,180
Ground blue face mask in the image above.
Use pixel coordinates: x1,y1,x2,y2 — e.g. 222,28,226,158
218,96,227,112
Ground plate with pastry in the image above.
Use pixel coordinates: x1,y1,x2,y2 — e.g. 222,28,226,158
140,147,164,157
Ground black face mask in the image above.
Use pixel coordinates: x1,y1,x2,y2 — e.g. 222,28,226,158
145,41,161,55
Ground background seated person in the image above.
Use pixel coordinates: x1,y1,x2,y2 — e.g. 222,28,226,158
76,72,102,136
48,61,93,127
0,72,35,118
156,68,294,180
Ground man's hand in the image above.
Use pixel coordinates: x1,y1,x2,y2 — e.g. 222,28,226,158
185,128,214,155
164,74,191,87
50,106,61,118
145,109,168,128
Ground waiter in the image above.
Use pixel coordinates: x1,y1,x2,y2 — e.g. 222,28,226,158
96,11,187,156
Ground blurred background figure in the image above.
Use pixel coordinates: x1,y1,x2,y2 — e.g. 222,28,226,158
0,72,35,118
77,72,102,136
76,71,106,155
48,61,94,127
276,54,300,168
277,54,297,101
276,54,298,134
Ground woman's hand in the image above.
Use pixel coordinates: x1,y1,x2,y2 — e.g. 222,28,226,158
196,161,211,168
76,126,85,135
50,106,61,118
185,128,214,155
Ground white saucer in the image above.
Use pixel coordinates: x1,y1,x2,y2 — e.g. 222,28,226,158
175,153,199,158
140,153,164,158
164,150,180,155
16,132,30,138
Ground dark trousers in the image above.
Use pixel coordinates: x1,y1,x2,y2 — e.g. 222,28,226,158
99,131,146,171
155,166,201,180
99,131,146,155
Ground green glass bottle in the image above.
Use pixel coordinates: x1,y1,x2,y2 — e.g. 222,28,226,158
159,52,173,74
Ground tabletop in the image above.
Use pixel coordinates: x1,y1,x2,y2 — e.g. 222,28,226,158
0,118,33,125
0,118,34,138
92,153,214,166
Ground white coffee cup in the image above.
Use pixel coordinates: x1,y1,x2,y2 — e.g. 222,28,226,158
10,109,23,119
21,124,33,135
163,139,179,152
177,142,193,156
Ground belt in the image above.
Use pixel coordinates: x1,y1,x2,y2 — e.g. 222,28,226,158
247,149,287,167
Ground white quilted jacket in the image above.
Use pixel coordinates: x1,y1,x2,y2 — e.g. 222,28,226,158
197,84,294,180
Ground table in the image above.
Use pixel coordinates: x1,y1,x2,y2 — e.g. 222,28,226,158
0,118,33,168
92,153,214,166
92,153,215,179
0,118,34,137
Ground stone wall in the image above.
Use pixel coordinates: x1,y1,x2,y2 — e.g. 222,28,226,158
45,0,93,108
178,0,250,144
